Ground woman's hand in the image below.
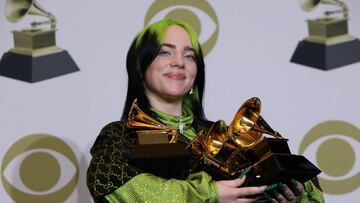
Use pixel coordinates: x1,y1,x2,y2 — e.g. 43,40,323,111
268,180,304,203
216,176,266,203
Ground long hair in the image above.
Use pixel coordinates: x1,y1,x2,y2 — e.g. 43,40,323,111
121,19,206,120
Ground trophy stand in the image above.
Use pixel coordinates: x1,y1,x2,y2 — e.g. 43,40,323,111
0,0,79,83
243,137,321,186
291,18,360,70
291,0,360,70
0,29,79,83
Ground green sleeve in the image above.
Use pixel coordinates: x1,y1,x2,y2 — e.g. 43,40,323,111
105,171,219,203
297,180,325,203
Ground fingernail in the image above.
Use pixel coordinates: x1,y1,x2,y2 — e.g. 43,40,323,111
265,183,278,191
278,182,286,190
239,166,252,178
290,179,298,186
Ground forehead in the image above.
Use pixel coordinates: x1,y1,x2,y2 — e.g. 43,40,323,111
163,25,192,47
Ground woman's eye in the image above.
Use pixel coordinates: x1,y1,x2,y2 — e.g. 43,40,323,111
159,50,172,56
185,54,195,61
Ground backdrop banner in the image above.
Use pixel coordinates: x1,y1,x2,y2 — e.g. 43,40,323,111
1,1,359,202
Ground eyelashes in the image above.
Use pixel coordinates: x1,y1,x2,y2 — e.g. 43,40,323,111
158,48,195,62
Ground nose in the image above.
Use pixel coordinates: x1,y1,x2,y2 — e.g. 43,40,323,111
170,53,185,69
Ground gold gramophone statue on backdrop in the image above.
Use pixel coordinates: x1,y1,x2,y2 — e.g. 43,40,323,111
0,0,79,83
126,98,321,185
291,0,360,70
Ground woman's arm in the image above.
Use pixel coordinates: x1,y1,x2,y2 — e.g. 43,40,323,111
87,121,219,203
105,171,218,203
87,121,142,202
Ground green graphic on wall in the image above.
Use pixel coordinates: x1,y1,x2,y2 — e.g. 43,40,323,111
300,121,360,194
145,0,219,56
1,134,79,202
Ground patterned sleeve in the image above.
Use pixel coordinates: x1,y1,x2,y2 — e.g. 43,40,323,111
86,121,219,203
105,172,218,203
86,121,142,203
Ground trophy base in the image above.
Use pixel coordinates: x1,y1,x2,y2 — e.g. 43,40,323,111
129,143,193,179
0,50,79,83
290,38,360,70
249,137,290,159
199,139,321,186
245,153,321,186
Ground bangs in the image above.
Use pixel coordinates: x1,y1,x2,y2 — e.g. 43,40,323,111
135,19,200,54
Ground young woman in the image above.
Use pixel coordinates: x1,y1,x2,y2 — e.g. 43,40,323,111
87,19,324,203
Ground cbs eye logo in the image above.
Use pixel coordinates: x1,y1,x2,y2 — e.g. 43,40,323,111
299,120,360,194
1,134,79,203
145,0,219,56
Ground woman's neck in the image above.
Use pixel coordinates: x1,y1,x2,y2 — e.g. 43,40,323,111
147,96,182,117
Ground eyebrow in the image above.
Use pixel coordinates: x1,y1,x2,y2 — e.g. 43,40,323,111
162,43,195,52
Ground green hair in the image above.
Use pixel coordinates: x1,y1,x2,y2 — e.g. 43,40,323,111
135,18,200,53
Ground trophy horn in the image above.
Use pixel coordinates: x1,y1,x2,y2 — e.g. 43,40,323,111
299,0,348,18
5,0,57,28
188,120,243,175
299,0,321,11
204,120,228,156
190,120,228,157
228,97,283,148
127,99,178,143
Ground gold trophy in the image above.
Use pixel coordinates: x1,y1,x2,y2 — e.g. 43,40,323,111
127,99,192,179
291,0,360,70
188,97,321,185
0,0,79,82
126,98,321,184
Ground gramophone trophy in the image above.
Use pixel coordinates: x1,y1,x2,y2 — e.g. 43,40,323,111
188,97,321,186
125,98,321,185
127,99,193,179
291,0,360,70
0,0,79,83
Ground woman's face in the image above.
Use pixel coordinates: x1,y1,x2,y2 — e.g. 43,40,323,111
144,25,197,103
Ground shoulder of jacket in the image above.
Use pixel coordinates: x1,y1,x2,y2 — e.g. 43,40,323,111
98,120,128,132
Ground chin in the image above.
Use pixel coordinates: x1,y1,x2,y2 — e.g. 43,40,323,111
164,88,187,96
163,91,187,101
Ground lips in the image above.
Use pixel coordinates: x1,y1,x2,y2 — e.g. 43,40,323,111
163,72,186,80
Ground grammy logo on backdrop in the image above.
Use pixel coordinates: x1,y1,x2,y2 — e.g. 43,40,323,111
0,0,79,83
291,0,360,70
